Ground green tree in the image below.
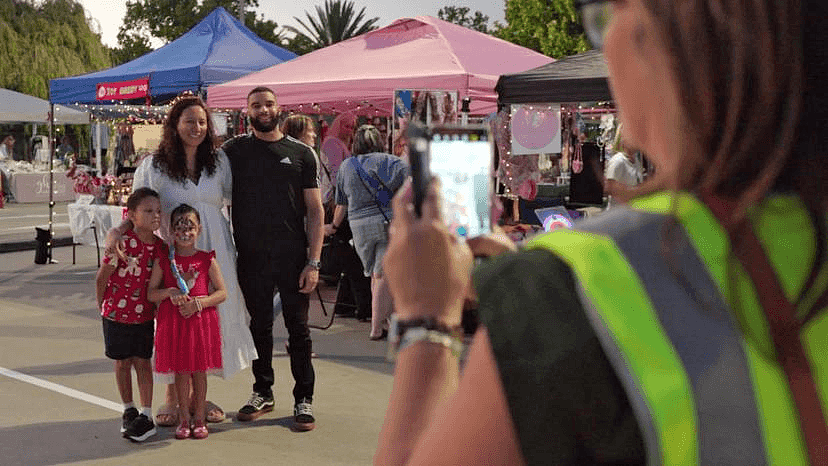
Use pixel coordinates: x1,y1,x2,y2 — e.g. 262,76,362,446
437,6,491,34
0,0,112,99
115,0,289,63
496,0,588,57
284,0,379,52
282,33,317,56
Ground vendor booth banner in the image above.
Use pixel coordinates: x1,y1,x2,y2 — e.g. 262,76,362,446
96,77,149,101
510,104,561,155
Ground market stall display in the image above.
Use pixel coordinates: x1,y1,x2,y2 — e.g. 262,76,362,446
490,50,621,240
0,160,75,203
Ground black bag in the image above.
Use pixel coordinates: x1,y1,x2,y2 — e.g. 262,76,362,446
34,227,51,264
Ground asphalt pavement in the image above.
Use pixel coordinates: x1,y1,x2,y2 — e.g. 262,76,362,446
0,211,395,465
0,201,73,251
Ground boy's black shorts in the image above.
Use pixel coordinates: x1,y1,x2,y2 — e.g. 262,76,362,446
102,318,154,360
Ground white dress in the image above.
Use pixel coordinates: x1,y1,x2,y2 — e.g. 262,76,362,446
133,150,257,381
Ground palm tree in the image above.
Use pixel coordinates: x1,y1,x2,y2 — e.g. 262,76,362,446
285,0,380,52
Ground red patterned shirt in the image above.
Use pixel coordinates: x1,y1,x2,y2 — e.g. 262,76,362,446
100,229,161,324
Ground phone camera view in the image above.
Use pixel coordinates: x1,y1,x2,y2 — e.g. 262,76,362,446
430,132,491,238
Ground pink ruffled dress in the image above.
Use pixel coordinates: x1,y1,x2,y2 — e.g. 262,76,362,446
154,250,222,376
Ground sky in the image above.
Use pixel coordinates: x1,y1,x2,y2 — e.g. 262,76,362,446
75,0,506,48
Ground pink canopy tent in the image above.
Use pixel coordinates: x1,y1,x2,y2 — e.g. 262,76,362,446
207,16,554,116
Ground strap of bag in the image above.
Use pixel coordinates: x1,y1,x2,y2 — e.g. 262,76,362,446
319,156,332,187
349,157,391,223
706,196,828,466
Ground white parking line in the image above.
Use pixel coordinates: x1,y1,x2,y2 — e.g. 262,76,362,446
0,366,121,412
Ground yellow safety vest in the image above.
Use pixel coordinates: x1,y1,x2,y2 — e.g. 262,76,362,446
528,192,828,465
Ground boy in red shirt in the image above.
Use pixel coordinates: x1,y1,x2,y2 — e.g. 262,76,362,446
96,187,162,442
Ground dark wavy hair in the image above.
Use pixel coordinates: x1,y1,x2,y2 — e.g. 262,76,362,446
153,93,218,183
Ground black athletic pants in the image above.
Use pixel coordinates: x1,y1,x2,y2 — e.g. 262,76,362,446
237,242,314,403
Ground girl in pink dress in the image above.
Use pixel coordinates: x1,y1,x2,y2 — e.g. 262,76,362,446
148,204,226,440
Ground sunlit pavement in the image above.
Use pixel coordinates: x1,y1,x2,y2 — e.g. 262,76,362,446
0,244,393,465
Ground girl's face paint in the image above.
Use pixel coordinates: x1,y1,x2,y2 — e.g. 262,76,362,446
172,213,200,247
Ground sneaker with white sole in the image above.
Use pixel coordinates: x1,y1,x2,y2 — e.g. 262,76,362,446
293,398,315,431
121,407,139,435
237,392,274,421
125,414,156,442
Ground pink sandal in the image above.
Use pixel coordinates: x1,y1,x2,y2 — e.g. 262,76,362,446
192,422,208,439
175,422,191,439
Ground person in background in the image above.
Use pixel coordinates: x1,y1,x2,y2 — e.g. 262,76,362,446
283,113,372,321
0,134,14,161
325,125,409,340
375,0,828,464
95,187,162,442
57,135,75,162
282,114,326,186
604,125,643,202
0,134,12,204
223,87,324,432
320,111,357,205
148,204,227,440
106,93,256,428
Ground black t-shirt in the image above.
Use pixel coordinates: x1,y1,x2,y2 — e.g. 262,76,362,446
223,134,318,250
475,249,646,465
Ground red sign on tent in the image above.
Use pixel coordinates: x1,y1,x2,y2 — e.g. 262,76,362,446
96,77,149,101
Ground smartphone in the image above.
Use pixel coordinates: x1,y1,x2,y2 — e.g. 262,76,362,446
408,123,494,237
406,122,431,218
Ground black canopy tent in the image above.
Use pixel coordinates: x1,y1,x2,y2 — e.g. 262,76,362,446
495,50,613,209
495,49,611,105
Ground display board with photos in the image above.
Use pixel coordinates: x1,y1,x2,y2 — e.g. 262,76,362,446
391,90,458,158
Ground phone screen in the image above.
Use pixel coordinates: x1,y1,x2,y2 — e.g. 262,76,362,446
429,129,492,238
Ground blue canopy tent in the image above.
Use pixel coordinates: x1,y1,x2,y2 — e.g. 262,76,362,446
41,7,295,263
49,7,296,105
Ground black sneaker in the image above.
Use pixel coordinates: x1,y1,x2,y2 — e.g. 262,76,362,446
293,398,315,431
121,407,139,435
125,414,156,442
237,392,274,421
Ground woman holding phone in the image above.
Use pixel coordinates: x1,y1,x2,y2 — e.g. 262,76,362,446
375,0,828,464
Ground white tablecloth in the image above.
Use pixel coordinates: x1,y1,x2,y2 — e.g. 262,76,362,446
67,203,128,246
9,171,75,203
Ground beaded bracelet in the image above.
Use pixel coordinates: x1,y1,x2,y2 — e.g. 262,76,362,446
195,297,202,313
394,327,464,359
387,315,465,361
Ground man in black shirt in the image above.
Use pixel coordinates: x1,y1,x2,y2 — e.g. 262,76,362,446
223,87,324,431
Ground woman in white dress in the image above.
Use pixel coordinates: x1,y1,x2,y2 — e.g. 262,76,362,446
106,93,256,426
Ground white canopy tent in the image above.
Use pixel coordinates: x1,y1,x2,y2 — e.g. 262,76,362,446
0,88,89,124
0,89,89,261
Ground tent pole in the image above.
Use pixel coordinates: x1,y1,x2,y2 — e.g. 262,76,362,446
48,103,55,263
